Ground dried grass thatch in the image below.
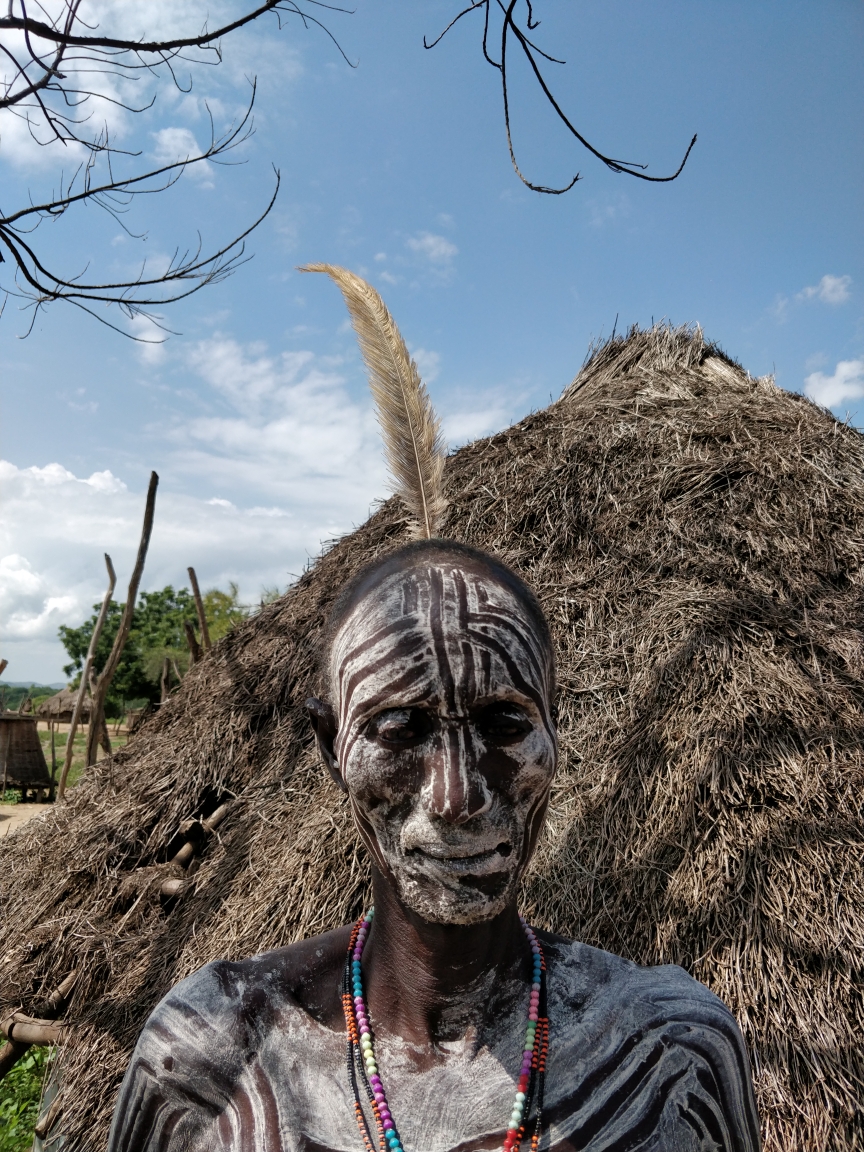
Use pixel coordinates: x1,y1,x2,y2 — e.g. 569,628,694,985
1,325,862,1151
36,687,91,723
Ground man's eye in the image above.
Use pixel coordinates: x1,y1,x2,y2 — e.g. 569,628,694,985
476,704,532,743
369,709,432,745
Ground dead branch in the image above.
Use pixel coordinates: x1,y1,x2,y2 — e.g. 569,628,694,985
57,553,116,801
425,0,696,192
184,622,202,664
86,473,158,768
0,2,351,332
161,801,234,896
188,567,212,650
0,971,76,1082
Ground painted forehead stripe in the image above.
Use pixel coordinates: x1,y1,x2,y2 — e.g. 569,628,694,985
333,566,549,717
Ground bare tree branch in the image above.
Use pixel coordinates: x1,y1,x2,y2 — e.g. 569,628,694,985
0,2,350,333
56,551,115,801
425,0,697,193
86,471,158,768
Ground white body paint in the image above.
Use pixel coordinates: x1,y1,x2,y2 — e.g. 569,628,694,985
108,553,761,1152
109,938,761,1151
330,561,556,924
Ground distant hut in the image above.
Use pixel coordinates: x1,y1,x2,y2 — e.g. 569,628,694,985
0,327,862,1151
36,687,91,725
0,715,52,799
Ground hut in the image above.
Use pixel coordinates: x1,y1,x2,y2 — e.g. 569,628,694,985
36,687,91,725
0,715,52,799
0,326,861,1151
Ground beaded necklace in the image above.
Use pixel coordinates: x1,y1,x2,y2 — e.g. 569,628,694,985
341,909,549,1152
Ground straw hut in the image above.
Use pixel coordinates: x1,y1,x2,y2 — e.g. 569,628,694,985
0,326,861,1151
36,687,91,725
0,715,52,797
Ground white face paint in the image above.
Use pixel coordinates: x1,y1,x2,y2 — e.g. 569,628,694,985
330,560,557,924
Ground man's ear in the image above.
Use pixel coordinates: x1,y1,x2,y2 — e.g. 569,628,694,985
305,697,346,792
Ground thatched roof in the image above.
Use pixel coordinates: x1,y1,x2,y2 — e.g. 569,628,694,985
1,325,862,1151
35,687,90,721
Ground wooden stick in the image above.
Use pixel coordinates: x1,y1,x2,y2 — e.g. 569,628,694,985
0,971,76,1081
49,722,57,801
57,554,116,801
183,621,201,664
0,659,7,678
87,473,158,767
1,1014,63,1045
161,801,233,894
0,1039,28,1079
187,567,212,650
34,1092,63,1140
1,723,11,795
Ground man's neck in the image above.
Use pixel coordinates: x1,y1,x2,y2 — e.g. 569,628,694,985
360,871,531,1049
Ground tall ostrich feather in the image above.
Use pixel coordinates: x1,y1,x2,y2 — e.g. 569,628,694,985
300,263,447,539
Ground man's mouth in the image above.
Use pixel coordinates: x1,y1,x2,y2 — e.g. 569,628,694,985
408,841,512,874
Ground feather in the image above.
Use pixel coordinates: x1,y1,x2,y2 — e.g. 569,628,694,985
300,263,447,539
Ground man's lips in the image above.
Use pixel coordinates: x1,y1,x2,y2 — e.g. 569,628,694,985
407,842,512,874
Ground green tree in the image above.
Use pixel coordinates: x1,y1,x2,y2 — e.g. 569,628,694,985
202,583,251,644
59,584,250,716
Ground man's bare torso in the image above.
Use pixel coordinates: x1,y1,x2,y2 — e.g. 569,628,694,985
108,927,759,1152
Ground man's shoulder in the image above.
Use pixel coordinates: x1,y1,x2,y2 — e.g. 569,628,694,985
545,935,738,1032
148,923,352,1039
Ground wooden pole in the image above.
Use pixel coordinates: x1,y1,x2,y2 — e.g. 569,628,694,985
160,657,171,704
0,971,76,1083
49,722,57,801
183,621,202,664
87,472,159,767
1,723,11,796
57,554,116,801
187,566,212,650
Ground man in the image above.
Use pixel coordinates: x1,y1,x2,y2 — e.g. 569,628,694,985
109,540,760,1152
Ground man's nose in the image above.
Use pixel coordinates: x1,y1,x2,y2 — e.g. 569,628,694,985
424,723,492,823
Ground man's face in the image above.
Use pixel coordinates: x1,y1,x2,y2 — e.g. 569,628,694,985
330,559,556,925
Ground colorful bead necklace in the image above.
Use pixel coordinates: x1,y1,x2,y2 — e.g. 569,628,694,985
341,909,549,1152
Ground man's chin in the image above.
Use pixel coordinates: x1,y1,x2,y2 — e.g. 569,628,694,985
394,869,517,925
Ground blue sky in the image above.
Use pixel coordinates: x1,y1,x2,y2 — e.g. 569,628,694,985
1,0,862,683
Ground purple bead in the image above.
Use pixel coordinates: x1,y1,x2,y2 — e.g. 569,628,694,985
370,1075,382,1087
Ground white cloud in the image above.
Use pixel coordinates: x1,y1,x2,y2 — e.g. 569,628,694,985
151,127,213,184
442,407,513,446
0,323,521,682
798,274,852,305
804,358,864,408
410,347,441,383
587,193,631,230
407,232,458,265
0,414,385,682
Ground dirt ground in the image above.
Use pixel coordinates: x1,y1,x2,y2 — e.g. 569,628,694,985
0,803,48,838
